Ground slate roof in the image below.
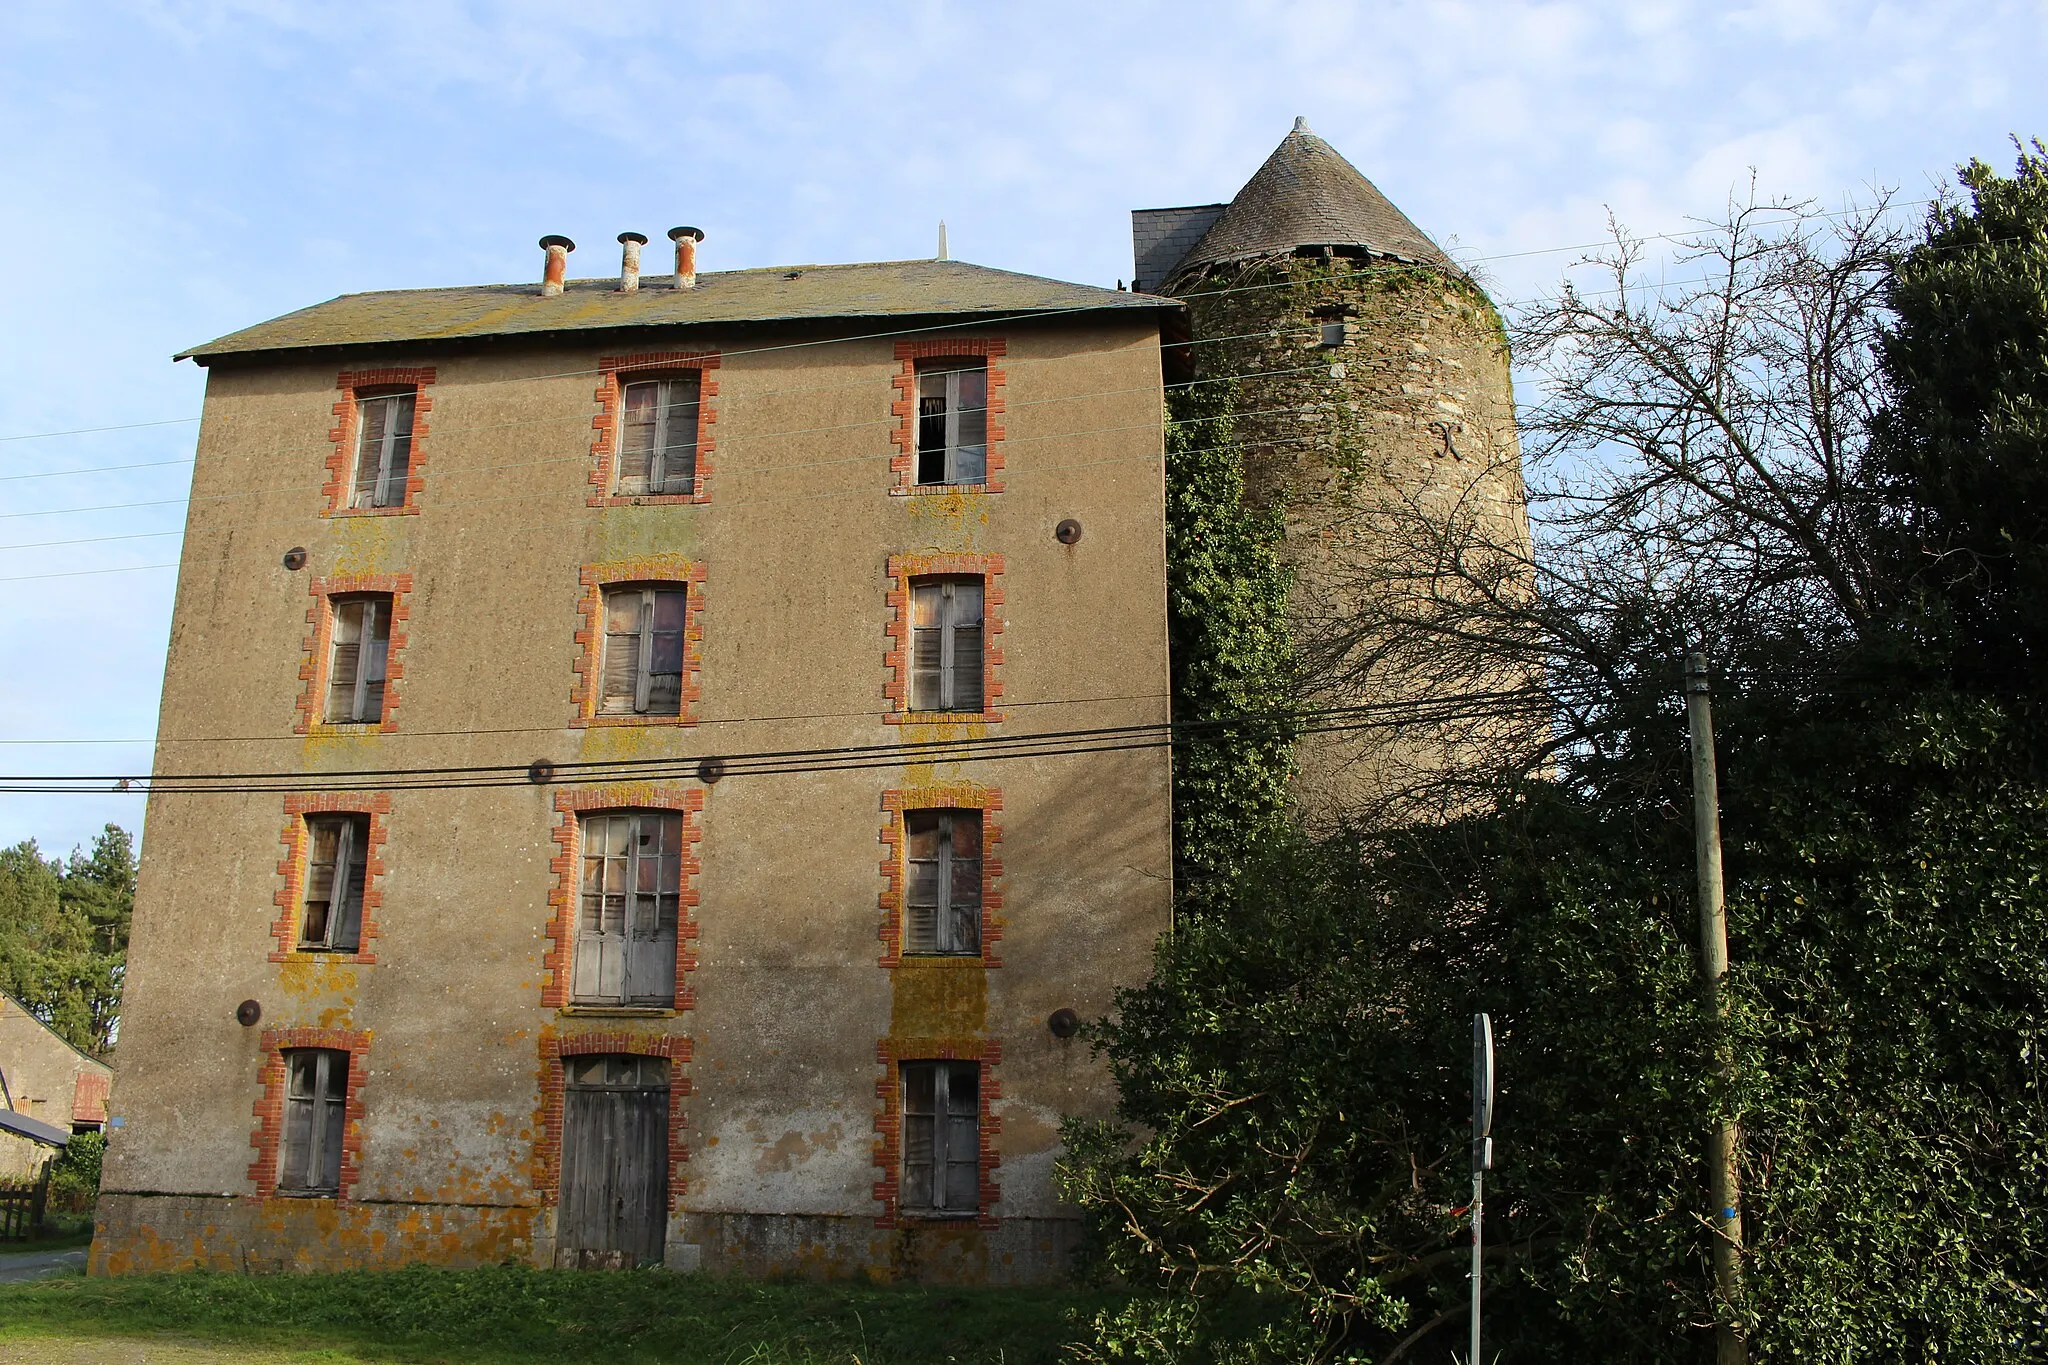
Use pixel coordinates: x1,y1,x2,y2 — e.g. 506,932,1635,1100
1168,119,1460,281
179,259,1172,363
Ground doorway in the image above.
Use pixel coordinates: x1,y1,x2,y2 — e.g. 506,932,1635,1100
556,1054,670,1268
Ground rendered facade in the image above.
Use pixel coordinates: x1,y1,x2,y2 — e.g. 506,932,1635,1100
96,124,1523,1282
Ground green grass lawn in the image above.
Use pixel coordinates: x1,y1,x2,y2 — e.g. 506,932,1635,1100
0,1263,1119,1364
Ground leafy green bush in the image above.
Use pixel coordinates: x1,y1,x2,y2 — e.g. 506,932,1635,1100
47,1131,104,1215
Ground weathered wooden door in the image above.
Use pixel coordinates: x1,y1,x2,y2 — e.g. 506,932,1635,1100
557,1055,669,1269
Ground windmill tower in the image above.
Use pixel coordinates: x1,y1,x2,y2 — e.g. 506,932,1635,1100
1136,119,1533,827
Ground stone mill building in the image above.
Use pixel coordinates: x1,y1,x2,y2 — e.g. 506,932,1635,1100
95,123,1523,1282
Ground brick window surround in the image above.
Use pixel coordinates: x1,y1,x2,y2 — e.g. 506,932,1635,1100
570,557,707,728
889,338,1007,494
872,1038,1001,1229
269,793,390,964
588,352,721,507
293,572,414,735
882,553,1005,724
542,785,705,1011
248,1026,372,1201
877,785,1004,968
533,1029,694,1210
323,367,436,516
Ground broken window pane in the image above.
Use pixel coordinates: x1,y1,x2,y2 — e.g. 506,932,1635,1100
900,1060,980,1215
599,585,687,717
279,1047,348,1195
913,360,989,486
575,810,682,1007
616,375,700,496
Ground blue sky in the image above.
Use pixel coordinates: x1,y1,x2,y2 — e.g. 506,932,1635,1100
1,0,2042,855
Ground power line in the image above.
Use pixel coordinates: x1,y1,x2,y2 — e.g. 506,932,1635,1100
0,685,1576,795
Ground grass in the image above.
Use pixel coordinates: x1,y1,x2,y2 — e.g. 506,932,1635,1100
0,1263,1121,1364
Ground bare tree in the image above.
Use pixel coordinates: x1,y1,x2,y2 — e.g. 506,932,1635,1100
1305,190,1910,810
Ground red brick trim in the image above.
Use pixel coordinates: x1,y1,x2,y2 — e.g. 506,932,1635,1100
269,793,391,964
323,367,436,517
882,553,1006,724
872,1037,1002,1229
248,1026,372,1202
542,786,705,1010
877,785,1004,968
292,573,414,735
533,1028,694,1209
569,557,707,728
588,352,721,507
889,338,1007,494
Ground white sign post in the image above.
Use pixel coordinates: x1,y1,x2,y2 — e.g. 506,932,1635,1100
1471,1012,1494,1365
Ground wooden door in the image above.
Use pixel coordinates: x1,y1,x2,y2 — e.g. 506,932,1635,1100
557,1055,670,1269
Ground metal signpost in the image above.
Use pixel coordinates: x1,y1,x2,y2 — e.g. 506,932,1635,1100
1471,1012,1494,1365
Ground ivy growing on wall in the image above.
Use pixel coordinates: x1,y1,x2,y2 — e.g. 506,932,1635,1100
1163,377,1298,914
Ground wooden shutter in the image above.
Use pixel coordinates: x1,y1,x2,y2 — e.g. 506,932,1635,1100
948,580,984,712
325,600,362,722
280,1048,347,1194
302,818,341,946
332,816,367,952
617,382,659,495
901,1061,981,1214
904,813,941,954
910,581,944,710
600,590,645,715
655,374,699,495
559,1056,670,1267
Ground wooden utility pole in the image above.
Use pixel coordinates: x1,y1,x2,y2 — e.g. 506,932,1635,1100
1684,652,1746,1364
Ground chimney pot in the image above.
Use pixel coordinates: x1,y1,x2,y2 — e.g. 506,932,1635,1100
538,235,575,297
668,226,705,290
617,231,648,293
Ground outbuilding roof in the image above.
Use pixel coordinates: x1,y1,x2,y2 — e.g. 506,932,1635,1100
178,259,1172,364
1168,119,1460,281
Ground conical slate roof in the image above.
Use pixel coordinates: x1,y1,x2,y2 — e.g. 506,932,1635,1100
1170,118,1459,281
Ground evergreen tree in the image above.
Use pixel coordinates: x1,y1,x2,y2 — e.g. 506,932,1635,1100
0,824,135,1056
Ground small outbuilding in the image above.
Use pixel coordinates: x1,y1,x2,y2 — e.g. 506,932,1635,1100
1,990,112,1182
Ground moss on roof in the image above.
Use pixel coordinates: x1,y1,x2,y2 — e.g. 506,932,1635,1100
179,258,1172,363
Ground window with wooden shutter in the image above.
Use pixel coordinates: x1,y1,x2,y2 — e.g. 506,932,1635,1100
350,390,417,509
573,810,683,1007
279,1047,349,1195
914,360,989,486
615,375,700,497
909,577,984,713
324,595,392,724
900,1060,981,1215
301,814,368,952
904,810,982,955
599,585,687,717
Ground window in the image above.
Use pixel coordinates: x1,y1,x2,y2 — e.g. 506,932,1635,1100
574,810,683,1006
900,1060,980,1216
616,375,700,496
301,814,368,952
324,595,392,724
909,577,984,712
350,390,416,509
905,810,981,955
279,1048,349,1195
599,585,688,717
915,359,988,485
